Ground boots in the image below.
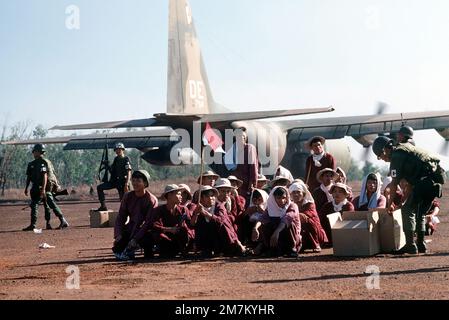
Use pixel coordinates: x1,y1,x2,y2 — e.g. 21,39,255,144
46,222,53,230
416,231,427,253
57,218,69,229
97,201,108,211
22,225,35,231
394,230,418,255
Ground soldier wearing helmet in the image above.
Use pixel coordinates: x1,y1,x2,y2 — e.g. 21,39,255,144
372,136,444,254
97,142,132,211
397,125,415,146
23,144,69,231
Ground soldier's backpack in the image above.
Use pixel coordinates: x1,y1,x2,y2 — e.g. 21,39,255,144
396,143,446,185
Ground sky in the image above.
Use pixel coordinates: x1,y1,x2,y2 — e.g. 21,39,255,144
1,0,449,164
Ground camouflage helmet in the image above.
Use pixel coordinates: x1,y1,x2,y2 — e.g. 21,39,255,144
32,143,46,153
372,136,393,157
399,126,414,138
114,142,125,151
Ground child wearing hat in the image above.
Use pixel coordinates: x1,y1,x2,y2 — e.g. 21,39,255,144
215,178,246,238
319,183,354,245
311,168,338,215
145,184,194,258
190,186,248,257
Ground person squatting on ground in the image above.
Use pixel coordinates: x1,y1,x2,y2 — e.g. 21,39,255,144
23,144,69,231
252,186,302,257
289,181,328,252
112,170,158,260
147,185,194,258
190,186,248,257
214,178,246,240
312,168,338,215
352,172,386,211
372,136,444,254
319,183,354,245
97,142,132,211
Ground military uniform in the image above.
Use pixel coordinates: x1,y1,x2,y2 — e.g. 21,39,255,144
389,143,443,252
97,155,132,208
25,157,67,229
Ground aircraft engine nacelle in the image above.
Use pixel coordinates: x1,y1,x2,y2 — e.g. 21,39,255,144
141,147,200,166
436,128,449,141
353,134,378,148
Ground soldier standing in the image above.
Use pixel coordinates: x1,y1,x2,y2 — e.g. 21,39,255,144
372,136,444,254
97,142,132,211
23,144,69,231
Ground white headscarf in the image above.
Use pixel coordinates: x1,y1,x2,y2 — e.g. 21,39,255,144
249,188,269,209
249,188,269,222
267,186,291,218
275,165,294,182
358,172,382,210
289,182,314,206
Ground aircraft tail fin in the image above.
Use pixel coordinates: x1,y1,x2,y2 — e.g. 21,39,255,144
167,0,219,115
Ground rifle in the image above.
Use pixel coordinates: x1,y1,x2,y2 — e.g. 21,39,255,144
98,143,111,183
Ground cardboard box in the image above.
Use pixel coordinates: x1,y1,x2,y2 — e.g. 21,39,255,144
89,209,109,228
108,211,119,228
328,211,380,257
378,209,405,252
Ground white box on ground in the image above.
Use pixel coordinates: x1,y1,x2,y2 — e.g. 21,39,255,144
328,211,380,257
108,211,119,228
89,209,109,228
378,209,405,252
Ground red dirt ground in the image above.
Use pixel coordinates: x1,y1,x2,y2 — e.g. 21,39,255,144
0,185,448,300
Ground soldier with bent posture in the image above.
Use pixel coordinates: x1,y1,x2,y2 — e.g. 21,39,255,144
372,136,444,254
23,144,69,231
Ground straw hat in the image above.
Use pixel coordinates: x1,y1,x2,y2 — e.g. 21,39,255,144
161,184,183,198
214,178,237,189
227,175,243,188
316,168,338,183
197,185,219,197
178,183,192,200
305,136,326,149
330,183,351,196
197,170,219,184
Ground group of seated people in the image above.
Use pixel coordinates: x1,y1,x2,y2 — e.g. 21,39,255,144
112,164,440,261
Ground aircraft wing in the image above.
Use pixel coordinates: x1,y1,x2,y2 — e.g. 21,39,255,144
278,110,449,141
48,107,334,131
2,128,178,150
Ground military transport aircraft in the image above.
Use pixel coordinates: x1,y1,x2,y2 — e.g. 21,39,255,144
4,0,449,178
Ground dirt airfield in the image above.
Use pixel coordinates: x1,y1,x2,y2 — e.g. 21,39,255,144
0,185,448,300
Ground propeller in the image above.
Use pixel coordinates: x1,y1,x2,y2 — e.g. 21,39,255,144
359,102,390,161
